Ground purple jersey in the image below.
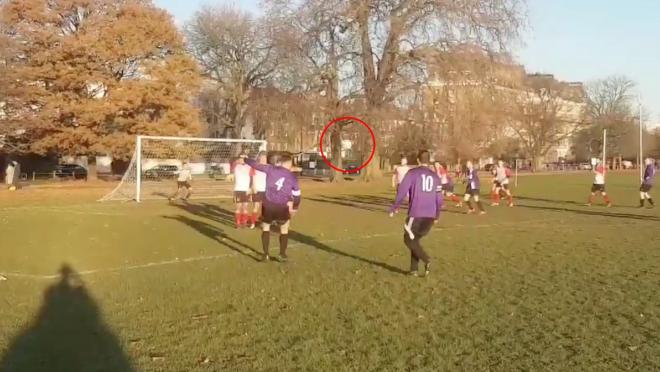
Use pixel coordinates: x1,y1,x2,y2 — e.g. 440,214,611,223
643,164,655,185
246,159,301,208
390,167,443,218
467,168,480,189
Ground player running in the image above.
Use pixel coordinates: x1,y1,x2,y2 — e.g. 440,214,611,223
389,150,442,277
639,158,656,208
587,161,612,207
246,153,301,262
434,161,462,207
491,160,514,207
169,161,192,201
463,161,486,215
232,154,254,228
250,152,268,228
392,157,410,190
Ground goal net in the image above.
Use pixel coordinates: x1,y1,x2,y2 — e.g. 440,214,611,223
100,136,267,202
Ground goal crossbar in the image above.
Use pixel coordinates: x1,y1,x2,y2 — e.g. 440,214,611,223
100,135,267,202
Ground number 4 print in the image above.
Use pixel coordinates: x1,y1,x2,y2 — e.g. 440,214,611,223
275,177,285,191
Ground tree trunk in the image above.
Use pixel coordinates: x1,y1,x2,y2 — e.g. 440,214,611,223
533,156,544,172
87,156,98,181
361,156,381,182
329,128,344,183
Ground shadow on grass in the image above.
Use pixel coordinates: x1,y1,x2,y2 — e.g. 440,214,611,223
306,193,464,215
514,195,586,207
517,204,660,222
163,215,261,262
0,264,134,372
287,230,408,275
170,202,407,275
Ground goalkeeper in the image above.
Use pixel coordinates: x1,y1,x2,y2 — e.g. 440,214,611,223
169,161,192,201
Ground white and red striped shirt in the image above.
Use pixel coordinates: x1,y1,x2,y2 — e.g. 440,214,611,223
233,162,253,192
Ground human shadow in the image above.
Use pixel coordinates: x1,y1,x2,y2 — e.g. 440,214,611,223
163,215,261,262
0,264,134,372
288,230,408,275
171,202,407,275
306,194,464,215
305,195,387,213
170,201,236,226
517,204,660,222
514,195,597,207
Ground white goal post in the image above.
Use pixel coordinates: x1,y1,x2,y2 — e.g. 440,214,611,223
100,135,267,202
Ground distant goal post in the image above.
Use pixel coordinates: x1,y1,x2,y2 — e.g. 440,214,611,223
100,135,267,202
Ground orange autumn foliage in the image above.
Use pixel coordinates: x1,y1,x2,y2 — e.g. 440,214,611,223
1,0,202,158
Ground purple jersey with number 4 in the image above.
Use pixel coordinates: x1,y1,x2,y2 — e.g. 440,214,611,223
643,164,655,186
390,167,443,218
246,159,301,207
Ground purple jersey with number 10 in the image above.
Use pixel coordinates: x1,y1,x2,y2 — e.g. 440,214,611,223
390,167,443,218
246,159,301,207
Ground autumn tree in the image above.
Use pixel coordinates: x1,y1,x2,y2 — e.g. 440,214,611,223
0,0,201,159
349,0,526,180
0,16,23,152
186,6,280,139
265,0,364,182
508,75,586,170
575,76,638,161
269,0,525,180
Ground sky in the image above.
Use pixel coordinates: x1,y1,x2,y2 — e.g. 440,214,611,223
154,0,660,122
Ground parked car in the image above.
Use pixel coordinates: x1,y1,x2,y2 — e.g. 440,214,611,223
207,164,229,180
483,163,495,172
578,163,592,170
344,161,362,176
54,164,88,180
144,165,179,180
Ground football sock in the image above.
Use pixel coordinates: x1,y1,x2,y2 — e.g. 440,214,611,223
261,231,270,256
235,212,241,225
251,213,259,225
649,198,655,206
640,199,645,207
476,201,485,212
466,200,474,210
604,195,611,204
279,234,289,256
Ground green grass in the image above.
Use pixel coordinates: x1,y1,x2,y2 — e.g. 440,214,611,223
1,173,659,371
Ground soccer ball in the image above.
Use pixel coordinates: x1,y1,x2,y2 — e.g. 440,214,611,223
8,185,16,191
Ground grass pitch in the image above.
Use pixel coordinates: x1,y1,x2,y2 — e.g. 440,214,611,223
1,173,659,371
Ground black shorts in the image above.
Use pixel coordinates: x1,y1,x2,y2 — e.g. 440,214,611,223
234,191,249,203
252,191,266,203
404,217,434,241
494,181,509,189
262,203,290,225
591,184,605,193
465,186,480,196
640,184,653,192
177,181,191,189
441,183,454,193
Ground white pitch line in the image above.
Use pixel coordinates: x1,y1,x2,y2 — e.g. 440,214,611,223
0,218,568,281
0,205,124,216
